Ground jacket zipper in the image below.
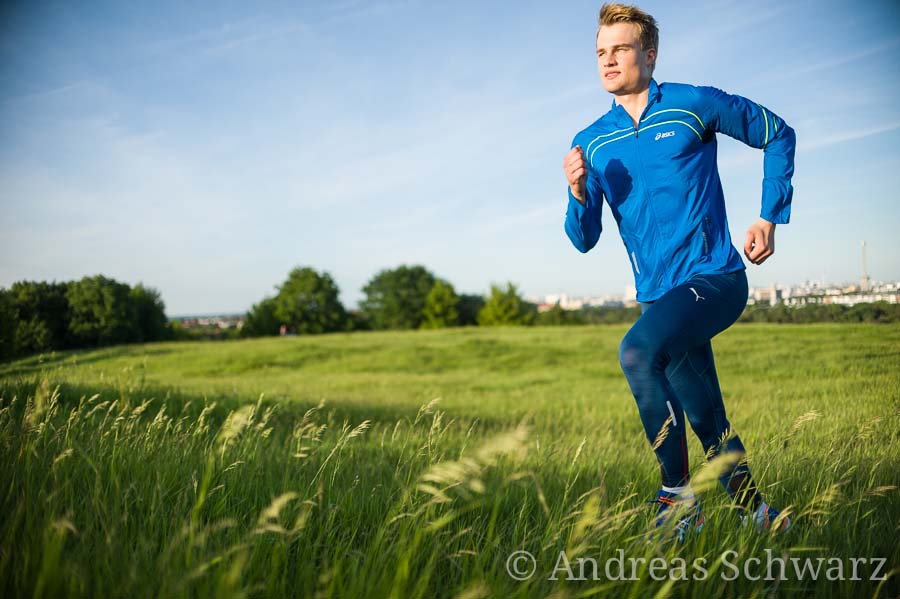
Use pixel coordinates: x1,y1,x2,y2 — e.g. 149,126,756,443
629,99,665,284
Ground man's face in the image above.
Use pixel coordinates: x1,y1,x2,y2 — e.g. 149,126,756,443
596,22,655,95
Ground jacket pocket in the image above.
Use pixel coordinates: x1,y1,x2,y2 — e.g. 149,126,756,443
701,216,711,256
630,250,642,275
622,235,644,276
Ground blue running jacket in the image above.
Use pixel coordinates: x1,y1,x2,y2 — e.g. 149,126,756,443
564,79,795,302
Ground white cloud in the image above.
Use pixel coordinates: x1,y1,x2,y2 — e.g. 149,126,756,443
799,121,900,152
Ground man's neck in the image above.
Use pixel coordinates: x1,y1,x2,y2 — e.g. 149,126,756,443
613,81,651,128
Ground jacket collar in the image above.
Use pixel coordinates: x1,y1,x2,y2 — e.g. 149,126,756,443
608,78,660,127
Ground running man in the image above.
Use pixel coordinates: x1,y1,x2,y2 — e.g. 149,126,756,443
562,3,795,542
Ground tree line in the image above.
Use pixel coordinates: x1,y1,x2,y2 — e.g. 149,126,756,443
3,266,898,361
739,301,900,324
0,276,170,361
240,265,537,337
240,264,900,338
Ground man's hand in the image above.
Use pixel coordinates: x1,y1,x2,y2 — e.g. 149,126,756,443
744,218,776,265
563,146,587,204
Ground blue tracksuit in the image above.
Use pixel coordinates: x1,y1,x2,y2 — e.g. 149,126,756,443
564,80,796,495
564,78,795,302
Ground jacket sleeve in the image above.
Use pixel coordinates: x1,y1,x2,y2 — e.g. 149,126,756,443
698,86,796,224
564,141,604,253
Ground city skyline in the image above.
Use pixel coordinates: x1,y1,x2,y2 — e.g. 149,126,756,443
165,272,900,318
2,0,900,315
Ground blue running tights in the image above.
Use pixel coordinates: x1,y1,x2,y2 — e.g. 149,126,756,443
619,269,759,504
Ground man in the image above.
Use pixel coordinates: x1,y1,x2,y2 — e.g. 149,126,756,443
562,3,795,542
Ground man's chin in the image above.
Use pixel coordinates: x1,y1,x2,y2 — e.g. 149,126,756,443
601,82,622,94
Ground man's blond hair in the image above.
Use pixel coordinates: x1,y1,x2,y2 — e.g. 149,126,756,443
598,3,659,58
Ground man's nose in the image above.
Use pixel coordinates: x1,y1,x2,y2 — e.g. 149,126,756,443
603,53,617,67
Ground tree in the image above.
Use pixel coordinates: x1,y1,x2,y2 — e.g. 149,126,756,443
9,280,72,354
131,283,171,342
360,265,436,330
536,304,588,326
457,293,485,327
347,309,372,332
1,276,179,360
242,297,280,337
273,267,348,334
66,275,138,346
421,279,459,329
0,289,16,361
477,283,536,326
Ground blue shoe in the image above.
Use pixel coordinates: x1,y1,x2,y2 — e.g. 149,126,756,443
741,501,791,532
649,489,705,544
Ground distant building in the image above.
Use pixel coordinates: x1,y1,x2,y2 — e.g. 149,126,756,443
520,277,899,314
172,313,246,330
749,280,900,308
534,286,637,311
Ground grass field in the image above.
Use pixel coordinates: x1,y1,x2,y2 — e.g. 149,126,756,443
1,323,898,598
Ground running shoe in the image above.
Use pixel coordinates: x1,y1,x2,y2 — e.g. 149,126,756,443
741,501,791,532
649,489,705,544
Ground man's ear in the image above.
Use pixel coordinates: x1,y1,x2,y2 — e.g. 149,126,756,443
645,47,657,70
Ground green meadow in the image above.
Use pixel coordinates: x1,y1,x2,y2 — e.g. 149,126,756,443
1,323,898,598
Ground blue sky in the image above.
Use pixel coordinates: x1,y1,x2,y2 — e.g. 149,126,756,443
2,0,899,315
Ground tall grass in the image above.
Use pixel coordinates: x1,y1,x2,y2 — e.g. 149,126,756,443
1,324,898,598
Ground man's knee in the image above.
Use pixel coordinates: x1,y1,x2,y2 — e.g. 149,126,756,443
619,331,660,375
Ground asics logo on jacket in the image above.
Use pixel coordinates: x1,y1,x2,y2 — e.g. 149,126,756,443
564,79,795,302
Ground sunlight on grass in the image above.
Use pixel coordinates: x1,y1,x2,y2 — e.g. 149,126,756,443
1,324,898,598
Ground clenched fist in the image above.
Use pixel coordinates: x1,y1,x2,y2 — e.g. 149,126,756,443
744,218,776,265
563,145,587,204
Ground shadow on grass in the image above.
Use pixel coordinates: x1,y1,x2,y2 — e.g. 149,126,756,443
0,343,183,378
0,377,509,437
